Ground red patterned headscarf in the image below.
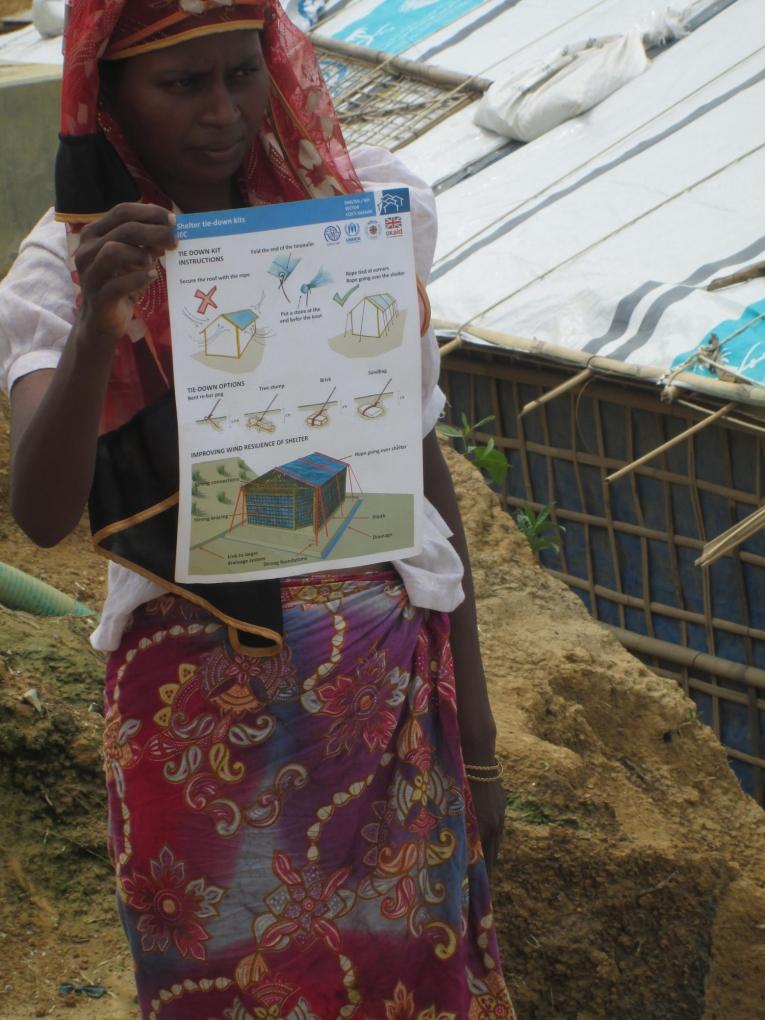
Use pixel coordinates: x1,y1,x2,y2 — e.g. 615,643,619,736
56,0,362,434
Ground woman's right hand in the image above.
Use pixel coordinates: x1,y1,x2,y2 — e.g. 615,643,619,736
74,202,177,344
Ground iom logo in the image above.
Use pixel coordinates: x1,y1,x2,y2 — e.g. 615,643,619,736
323,223,342,243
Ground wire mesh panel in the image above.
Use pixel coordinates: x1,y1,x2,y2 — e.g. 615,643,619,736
442,347,765,803
311,34,490,151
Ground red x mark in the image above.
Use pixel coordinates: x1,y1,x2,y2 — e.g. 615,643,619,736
194,286,218,314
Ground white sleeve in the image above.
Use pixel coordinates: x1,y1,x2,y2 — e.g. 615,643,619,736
0,209,75,395
352,146,445,438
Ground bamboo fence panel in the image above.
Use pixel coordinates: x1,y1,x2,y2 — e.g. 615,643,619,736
311,35,490,151
442,348,765,803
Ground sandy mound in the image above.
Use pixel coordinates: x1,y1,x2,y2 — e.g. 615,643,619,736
1,401,764,1018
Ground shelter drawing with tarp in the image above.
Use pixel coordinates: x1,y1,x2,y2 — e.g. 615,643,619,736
203,309,259,358
345,293,399,338
230,452,348,545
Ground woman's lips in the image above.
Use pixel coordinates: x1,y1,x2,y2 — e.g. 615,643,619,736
192,139,246,162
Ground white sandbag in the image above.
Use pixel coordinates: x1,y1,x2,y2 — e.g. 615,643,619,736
32,0,66,38
474,31,649,142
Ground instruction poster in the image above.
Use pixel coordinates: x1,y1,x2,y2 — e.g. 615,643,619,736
165,188,423,584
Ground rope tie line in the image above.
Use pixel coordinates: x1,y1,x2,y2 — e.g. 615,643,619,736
440,140,765,350
433,45,765,269
660,309,765,398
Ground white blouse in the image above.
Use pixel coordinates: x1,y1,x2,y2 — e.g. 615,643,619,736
0,147,464,651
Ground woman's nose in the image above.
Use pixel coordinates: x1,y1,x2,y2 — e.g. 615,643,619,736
200,82,241,126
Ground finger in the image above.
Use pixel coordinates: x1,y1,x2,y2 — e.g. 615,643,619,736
75,223,175,278
80,202,173,241
80,241,155,295
99,219,177,254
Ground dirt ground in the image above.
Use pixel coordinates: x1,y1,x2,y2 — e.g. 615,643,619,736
1,398,765,1019
0,1,31,22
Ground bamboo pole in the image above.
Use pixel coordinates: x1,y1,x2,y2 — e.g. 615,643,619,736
438,335,463,358
606,402,736,485
607,625,765,694
433,319,765,409
311,34,492,91
696,504,765,568
520,368,592,416
707,259,765,291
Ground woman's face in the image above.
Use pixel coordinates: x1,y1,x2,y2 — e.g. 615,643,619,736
110,30,269,211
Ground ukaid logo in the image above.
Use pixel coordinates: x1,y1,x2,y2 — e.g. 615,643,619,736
345,221,361,243
323,224,342,244
385,215,403,237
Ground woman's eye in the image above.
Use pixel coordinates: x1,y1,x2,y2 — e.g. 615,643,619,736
163,76,198,90
231,64,262,80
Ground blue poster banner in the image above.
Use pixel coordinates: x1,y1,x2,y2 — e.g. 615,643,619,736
331,0,488,55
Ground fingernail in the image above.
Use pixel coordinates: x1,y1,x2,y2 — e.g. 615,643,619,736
168,211,176,227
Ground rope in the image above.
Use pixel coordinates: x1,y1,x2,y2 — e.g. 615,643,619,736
448,140,765,344
661,310,765,391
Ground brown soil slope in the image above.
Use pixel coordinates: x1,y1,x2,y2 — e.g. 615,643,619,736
1,404,764,1018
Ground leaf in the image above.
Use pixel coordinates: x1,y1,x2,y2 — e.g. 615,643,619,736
472,414,496,431
435,423,464,439
474,447,508,487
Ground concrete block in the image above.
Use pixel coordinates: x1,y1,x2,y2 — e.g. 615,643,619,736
0,63,61,274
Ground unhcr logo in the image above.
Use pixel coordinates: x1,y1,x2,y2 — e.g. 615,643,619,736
345,221,361,243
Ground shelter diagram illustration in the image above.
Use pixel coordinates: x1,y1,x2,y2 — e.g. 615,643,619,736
203,309,261,358
187,453,414,576
329,300,407,359
346,292,399,338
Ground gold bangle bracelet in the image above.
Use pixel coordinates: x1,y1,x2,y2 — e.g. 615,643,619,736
465,772,503,783
464,759,504,782
464,760,503,772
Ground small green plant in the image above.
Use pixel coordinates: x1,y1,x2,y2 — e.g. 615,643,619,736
191,481,202,497
192,468,203,483
217,491,232,505
216,463,230,477
514,501,564,555
191,501,205,518
436,413,508,488
505,794,579,830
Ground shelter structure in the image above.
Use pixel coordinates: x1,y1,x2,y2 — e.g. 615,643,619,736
231,453,348,545
311,0,765,801
203,309,259,358
345,293,398,338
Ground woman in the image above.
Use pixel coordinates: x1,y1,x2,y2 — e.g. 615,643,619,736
2,2,514,1017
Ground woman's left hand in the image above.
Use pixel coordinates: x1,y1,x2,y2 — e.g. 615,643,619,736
469,777,507,879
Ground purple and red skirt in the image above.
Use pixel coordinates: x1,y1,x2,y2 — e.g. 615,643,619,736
104,570,514,1019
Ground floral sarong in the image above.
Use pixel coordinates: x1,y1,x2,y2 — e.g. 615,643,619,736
104,571,514,1019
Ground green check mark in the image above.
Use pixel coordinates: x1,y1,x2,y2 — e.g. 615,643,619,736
333,283,360,307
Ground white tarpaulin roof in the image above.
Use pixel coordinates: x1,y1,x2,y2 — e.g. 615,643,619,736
322,0,765,397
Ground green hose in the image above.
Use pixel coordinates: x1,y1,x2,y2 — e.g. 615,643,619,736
0,560,97,618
